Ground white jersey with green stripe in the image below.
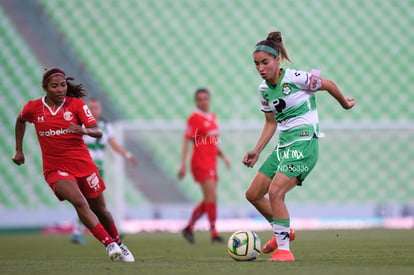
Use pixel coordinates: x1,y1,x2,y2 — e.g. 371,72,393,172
258,68,323,147
83,119,113,164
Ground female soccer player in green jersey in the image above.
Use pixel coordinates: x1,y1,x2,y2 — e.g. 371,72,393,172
242,31,356,262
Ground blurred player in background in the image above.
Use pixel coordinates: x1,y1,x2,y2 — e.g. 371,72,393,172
243,31,356,262
12,68,135,262
178,88,231,244
70,98,138,244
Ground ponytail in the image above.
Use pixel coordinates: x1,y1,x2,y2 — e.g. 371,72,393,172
66,77,87,98
254,30,292,62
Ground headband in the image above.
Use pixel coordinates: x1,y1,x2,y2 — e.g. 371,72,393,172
43,72,65,84
254,45,279,57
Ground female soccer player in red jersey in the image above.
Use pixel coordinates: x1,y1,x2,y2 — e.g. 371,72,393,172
12,68,135,262
243,31,356,262
178,88,231,244
70,98,138,245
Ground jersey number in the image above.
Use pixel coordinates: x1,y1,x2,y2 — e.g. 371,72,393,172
271,98,286,112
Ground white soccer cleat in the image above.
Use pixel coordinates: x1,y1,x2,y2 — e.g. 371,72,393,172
106,242,122,261
119,243,135,262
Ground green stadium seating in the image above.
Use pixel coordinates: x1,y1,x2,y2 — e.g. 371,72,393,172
4,1,413,208
38,0,413,122
0,6,60,209
37,0,414,205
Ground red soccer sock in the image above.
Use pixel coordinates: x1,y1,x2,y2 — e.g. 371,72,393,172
187,202,206,231
104,223,121,244
90,223,113,247
205,202,218,238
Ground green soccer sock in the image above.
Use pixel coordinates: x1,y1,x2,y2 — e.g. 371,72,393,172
266,216,273,225
271,218,290,227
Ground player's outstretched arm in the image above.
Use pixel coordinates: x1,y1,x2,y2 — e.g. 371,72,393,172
12,117,26,165
242,112,277,168
108,137,138,165
68,123,103,138
320,79,356,110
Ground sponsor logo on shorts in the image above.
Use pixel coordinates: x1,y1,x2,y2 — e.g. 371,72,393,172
86,172,100,191
57,170,69,176
209,170,216,176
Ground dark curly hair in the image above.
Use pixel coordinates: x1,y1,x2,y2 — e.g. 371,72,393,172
42,68,87,98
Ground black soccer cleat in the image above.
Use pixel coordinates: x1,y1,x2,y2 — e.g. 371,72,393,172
211,235,225,244
182,227,195,244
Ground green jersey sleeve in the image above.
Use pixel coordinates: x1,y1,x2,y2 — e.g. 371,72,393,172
284,69,322,92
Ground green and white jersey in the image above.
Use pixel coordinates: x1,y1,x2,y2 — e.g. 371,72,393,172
258,68,323,147
83,119,113,171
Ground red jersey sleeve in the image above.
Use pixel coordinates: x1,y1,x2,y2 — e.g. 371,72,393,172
184,115,197,139
74,98,97,127
19,101,35,123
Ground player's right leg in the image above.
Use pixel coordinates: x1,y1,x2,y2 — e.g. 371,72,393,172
88,192,135,262
53,178,122,261
245,171,273,220
262,228,296,254
246,172,290,253
267,172,298,262
200,178,223,243
182,201,206,244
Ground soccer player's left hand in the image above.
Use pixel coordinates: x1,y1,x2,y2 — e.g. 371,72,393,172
223,155,231,169
342,98,357,110
67,123,86,135
126,154,139,166
242,150,260,168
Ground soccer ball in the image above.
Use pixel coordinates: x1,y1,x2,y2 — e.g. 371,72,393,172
227,230,261,261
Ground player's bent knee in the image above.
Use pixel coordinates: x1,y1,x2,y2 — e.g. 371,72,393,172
245,190,254,202
268,188,286,202
245,189,262,204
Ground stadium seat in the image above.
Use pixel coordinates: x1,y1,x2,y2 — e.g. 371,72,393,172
0,6,58,209
6,1,414,208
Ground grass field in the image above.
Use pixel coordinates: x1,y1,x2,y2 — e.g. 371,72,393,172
0,229,413,275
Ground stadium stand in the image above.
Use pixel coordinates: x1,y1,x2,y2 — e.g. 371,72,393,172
0,3,147,211
1,0,413,218
37,0,413,204
38,0,412,121
0,6,58,208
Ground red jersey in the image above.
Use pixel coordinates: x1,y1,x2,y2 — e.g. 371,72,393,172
19,96,98,178
185,109,219,170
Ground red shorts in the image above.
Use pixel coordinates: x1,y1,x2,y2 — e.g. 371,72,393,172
45,170,106,201
191,166,218,183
